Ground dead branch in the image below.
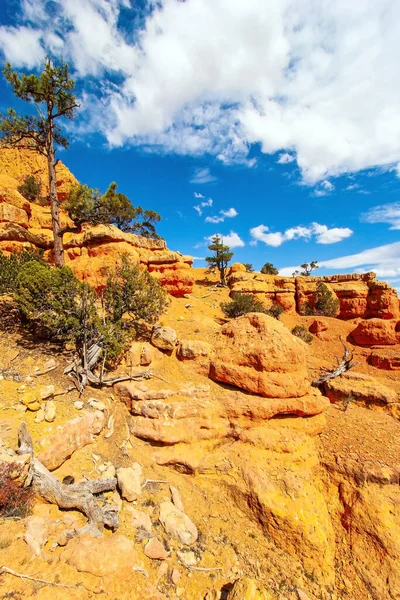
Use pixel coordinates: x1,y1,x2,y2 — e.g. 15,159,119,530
17,423,118,537
312,337,359,388
0,565,82,589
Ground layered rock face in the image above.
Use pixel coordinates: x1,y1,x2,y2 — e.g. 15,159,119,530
228,267,399,320
0,147,194,295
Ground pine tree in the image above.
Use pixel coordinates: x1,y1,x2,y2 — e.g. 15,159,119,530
205,234,233,286
261,262,279,275
0,59,79,267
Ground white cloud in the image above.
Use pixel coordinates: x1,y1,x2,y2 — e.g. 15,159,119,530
277,152,296,164
193,197,213,216
190,168,217,185
0,26,44,67
205,207,238,223
250,222,353,247
194,192,205,199
4,0,400,184
361,202,400,230
314,179,335,196
220,231,245,248
280,241,400,281
200,231,245,249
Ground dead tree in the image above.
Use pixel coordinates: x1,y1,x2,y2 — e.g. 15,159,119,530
312,337,359,389
17,422,118,538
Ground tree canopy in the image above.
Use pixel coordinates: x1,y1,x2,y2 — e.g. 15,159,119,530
0,59,79,266
205,234,233,286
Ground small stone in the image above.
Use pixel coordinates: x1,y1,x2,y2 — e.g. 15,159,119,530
159,501,198,545
40,385,55,400
44,400,56,422
151,326,177,351
74,401,84,410
102,463,116,478
170,485,184,512
117,463,142,501
0,374,3,381
177,549,197,567
21,391,41,411
140,344,152,366
25,375,33,384
158,561,169,578
129,508,152,534
24,516,48,557
144,537,169,560
176,587,185,597
297,591,312,600
171,568,182,585
34,408,45,423
44,358,56,371
88,398,106,411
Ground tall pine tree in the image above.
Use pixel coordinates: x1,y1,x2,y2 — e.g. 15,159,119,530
0,59,79,267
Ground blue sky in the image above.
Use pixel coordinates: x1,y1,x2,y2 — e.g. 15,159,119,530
0,1,400,288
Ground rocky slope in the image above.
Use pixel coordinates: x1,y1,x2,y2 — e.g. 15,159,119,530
0,272,399,600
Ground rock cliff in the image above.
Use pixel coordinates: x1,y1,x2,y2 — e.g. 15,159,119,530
228,265,400,320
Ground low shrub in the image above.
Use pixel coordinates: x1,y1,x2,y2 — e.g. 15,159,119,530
291,325,313,344
0,463,33,518
221,293,268,318
17,175,43,203
313,282,339,317
0,249,46,295
221,293,284,320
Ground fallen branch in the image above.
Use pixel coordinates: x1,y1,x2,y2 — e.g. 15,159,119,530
17,423,118,537
0,565,82,589
312,337,359,388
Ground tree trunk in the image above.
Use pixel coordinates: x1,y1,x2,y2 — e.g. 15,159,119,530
47,136,64,267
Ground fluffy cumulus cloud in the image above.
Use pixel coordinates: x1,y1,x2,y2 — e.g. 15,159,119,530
277,153,296,164
250,222,353,247
361,202,400,230
200,231,245,249
205,207,238,224
2,0,400,183
279,241,400,279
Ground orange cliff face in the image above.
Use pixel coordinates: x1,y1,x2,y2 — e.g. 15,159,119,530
227,264,400,321
0,147,194,296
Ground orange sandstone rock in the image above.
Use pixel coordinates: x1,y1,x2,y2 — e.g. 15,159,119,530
351,319,400,346
210,313,310,398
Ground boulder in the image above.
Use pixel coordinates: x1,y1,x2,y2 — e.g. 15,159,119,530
129,507,152,535
151,325,177,351
370,348,400,370
37,410,105,470
176,339,212,360
325,372,398,405
63,533,140,576
159,501,198,545
309,319,328,334
351,319,399,346
210,313,310,398
117,463,142,501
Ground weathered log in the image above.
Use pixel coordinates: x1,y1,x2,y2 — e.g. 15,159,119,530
312,337,359,388
17,422,118,535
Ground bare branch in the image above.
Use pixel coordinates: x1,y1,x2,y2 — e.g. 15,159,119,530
312,336,359,388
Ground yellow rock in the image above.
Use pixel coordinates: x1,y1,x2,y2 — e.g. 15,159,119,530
226,578,276,599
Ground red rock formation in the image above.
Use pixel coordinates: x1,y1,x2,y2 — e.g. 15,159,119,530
227,269,399,321
0,148,194,296
351,319,400,346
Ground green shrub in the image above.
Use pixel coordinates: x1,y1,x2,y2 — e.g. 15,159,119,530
103,258,167,327
244,263,254,272
313,282,339,317
17,175,42,203
291,325,313,344
0,249,46,295
221,294,285,320
267,303,284,320
221,293,268,318
261,262,279,275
